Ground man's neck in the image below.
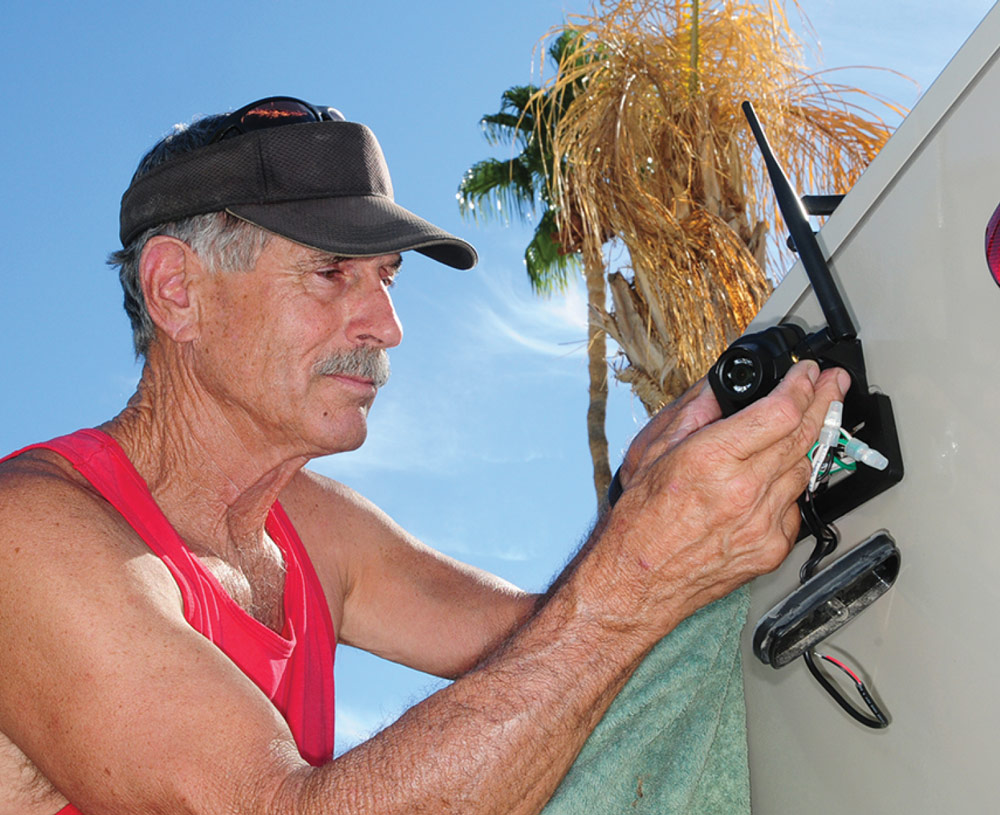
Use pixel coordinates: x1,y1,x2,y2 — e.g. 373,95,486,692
102,360,309,560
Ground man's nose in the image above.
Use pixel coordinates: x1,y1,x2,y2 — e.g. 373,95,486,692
348,270,403,349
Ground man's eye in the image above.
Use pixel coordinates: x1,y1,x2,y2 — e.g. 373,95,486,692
318,268,344,279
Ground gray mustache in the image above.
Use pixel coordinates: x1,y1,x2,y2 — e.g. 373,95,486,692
315,347,390,389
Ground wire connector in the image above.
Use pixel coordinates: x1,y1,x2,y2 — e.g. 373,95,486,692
841,436,889,471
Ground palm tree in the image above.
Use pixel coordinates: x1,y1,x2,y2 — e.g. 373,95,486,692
459,32,617,505
458,33,585,290
539,0,902,414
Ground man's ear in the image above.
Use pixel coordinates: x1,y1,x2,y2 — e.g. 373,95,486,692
139,236,204,344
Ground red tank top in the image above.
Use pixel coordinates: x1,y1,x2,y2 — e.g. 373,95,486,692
2,429,337,815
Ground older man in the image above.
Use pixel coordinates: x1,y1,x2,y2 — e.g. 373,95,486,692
0,97,847,815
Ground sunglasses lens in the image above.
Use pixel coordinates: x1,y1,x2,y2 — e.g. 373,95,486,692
240,99,317,129
210,97,328,143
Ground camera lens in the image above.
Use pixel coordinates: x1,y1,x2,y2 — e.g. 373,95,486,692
720,353,760,395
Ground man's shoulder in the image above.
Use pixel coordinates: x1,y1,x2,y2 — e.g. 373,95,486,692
279,466,412,595
0,445,158,571
281,466,397,533
283,466,349,502
0,445,101,514
0,442,185,640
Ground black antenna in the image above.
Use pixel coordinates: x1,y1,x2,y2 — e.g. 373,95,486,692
742,101,857,341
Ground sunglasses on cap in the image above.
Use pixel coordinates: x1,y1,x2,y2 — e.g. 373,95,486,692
208,96,345,144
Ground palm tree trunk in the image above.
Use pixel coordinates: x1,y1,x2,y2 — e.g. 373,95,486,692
689,0,700,96
584,260,611,508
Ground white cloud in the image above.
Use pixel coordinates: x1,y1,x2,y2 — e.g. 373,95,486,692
463,262,590,359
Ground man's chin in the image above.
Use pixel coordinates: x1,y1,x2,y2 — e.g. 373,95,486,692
311,415,369,456
338,429,367,453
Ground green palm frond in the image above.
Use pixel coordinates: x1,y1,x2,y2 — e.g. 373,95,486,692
481,99,538,147
458,31,590,290
525,209,581,293
457,21,615,505
458,158,540,223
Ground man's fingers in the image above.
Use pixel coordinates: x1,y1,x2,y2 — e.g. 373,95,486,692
622,378,723,484
744,366,851,486
658,379,722,453
721,361,823,461
710,363,850,513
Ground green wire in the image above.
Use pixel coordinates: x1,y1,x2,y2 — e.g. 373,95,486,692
807,441,857,472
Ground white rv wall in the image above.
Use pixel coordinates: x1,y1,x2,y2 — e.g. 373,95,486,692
744,5,1000,811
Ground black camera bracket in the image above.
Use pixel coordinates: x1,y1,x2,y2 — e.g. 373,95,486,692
709,102,903,537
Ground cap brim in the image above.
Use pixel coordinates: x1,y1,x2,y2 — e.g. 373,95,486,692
228,195,478,270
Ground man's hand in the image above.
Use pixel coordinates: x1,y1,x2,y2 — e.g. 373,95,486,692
614,376,723,497
582,361,851,636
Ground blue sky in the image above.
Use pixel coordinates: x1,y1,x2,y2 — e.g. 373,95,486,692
1,0,993,753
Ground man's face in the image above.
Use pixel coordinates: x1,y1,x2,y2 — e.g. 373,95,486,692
188,235,403,457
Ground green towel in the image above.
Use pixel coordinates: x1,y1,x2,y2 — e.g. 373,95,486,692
541,587,750,814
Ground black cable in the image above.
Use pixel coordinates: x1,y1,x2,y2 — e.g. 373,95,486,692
803,650,889,729
797,449,892,729
798,488,839,583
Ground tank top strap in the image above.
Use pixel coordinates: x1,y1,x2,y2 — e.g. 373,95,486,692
3,428,191,565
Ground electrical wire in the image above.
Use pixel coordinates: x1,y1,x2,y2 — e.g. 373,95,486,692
807,437,858,473
798,485,839,583
798,440,891,728
803,650,889,729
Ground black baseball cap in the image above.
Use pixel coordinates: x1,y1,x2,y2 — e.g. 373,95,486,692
119,99,477,270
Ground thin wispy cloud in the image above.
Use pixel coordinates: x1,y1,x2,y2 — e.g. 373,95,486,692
463,261,590,360
419,529,536,564
334,665,448,755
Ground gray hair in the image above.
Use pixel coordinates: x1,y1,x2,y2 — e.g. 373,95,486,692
109,114,271,358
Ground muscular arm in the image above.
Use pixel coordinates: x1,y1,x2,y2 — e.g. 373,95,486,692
0,362,847,815
279,470,537,679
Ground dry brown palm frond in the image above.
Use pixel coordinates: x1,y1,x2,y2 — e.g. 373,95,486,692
533,0,902,412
